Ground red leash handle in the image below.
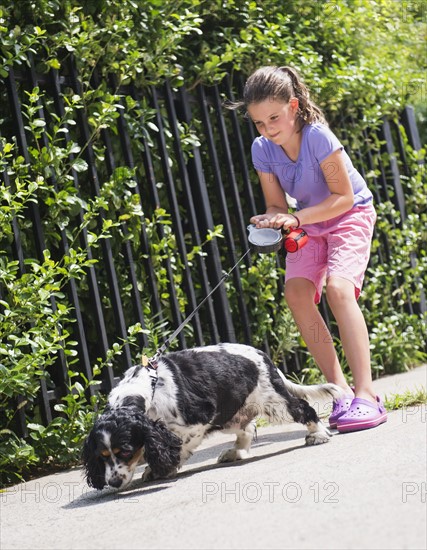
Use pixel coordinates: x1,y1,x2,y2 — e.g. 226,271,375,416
283,228,309,253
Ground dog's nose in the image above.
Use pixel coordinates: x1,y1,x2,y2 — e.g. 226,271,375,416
108,477,123,489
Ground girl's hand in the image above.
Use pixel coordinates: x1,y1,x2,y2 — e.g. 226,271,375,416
250,212,299,230
249,213,273,226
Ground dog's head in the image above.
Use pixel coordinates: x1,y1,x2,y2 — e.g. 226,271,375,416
82,396,182,490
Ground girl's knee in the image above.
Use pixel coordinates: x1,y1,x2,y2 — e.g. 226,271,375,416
284,286,298,311
284,278,316,310
326,277,355,308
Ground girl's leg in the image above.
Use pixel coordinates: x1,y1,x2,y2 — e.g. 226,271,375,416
325,276,376,403
284,277,352,394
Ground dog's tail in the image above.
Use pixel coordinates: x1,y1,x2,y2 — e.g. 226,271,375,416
275,368,345,402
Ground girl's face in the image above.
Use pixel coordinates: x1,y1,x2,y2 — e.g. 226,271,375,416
247,98,299,146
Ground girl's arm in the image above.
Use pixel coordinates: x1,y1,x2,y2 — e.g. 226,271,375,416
295,149,354,226
251,149,354,229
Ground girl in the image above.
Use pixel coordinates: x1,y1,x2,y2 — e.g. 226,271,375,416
236,66,387,432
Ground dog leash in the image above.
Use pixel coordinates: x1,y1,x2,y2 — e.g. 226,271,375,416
146,247,252,369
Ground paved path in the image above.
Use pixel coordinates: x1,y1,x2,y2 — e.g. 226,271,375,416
1,365,426,550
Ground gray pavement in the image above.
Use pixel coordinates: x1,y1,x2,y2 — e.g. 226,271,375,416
1,365,426,550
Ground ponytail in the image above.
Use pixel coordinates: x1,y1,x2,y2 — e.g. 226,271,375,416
279,66,326,127
226,66,327,129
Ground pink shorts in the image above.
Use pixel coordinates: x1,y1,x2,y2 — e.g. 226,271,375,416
285,204,377,304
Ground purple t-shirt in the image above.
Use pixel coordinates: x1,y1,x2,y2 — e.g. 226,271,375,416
251,123,372,210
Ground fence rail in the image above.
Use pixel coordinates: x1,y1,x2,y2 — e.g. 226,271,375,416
1,58,425,436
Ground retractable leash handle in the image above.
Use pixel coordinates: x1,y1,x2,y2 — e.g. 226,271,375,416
247,224,282,254
247,224,309,255
283,228,309,253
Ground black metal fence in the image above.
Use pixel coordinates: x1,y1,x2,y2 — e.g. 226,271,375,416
1,56,425,435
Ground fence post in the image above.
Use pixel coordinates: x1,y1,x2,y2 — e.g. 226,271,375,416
174,84,236,342
401,106,423,154
380,119,408,222
399,108,427,314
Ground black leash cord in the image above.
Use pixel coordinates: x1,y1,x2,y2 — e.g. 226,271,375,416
149,247,251,365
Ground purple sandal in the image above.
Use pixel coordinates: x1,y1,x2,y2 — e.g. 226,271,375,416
329,394,354,429
337,396,387,433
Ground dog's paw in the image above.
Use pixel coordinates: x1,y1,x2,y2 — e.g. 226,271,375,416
141,466,178,482
305,431,331,446
141,466,155,482
217,448,251,463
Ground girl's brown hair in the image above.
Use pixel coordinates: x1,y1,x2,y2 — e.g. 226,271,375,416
228,66,327,129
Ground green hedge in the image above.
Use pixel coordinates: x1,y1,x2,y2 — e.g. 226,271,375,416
1,0,426,485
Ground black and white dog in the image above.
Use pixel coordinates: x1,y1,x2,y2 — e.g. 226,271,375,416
82,343,342,490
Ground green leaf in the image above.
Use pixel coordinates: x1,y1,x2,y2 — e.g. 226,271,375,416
72,158,88,173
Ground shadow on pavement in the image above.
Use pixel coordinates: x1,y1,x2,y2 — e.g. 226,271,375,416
63,428,310,510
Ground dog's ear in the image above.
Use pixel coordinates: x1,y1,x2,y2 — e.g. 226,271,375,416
82,432,106,490
139,417,182,479
122,395,146,410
